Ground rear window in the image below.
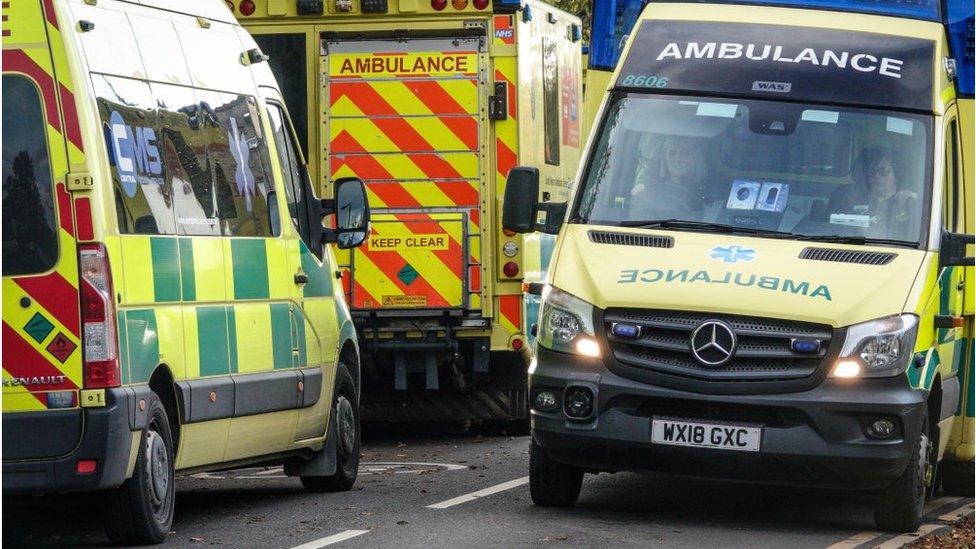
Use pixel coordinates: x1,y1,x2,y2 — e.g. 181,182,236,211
2,75,59,276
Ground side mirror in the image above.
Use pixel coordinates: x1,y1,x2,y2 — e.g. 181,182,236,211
323,177,370,249
502,167,539,234
502,166,569,235
940,230,975,268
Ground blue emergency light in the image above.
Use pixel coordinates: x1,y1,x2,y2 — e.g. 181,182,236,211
945,0,975,96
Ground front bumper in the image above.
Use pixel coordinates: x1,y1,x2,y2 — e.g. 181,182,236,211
3,386,149,494
530,347,926,491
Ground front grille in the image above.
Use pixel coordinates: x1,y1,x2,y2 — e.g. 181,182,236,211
604,309,832,382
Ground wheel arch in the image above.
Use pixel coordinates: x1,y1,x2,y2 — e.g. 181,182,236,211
148,364,182,453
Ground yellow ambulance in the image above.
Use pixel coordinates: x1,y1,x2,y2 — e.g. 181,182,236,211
232,0,583,422
2,0,369,543
504,0,975,532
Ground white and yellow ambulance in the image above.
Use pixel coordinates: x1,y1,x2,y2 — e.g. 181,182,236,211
2,0,369,544
505,0,975,533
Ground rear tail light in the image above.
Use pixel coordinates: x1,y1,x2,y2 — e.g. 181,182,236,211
473,0,489,9
239,0,256,15
431,0,447,9
79,244,120,389
503,261,519,278
225,0,235,11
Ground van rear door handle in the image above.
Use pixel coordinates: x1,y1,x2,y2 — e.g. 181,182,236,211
294,273,309,284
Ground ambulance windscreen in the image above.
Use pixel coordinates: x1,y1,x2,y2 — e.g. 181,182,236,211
575,93,933,247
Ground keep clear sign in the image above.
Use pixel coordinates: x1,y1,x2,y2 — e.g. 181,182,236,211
368,234,450,252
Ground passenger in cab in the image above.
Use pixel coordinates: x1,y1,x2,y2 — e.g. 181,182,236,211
829,147,919,239
629,135,711,217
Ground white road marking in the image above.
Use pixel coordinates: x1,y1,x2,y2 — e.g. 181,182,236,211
938,500,975,522
824,531,881,549
289,529,369,549
427,476,529,509
190,461,468,480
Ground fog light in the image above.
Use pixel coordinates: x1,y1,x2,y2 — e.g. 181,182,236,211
869,419,897,438
533,390,558,412
564,386,593,419
832,360,861,378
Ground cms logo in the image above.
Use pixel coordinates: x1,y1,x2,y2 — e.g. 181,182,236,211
107,110,162,198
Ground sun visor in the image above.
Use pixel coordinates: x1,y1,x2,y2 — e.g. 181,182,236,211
617,21,935,112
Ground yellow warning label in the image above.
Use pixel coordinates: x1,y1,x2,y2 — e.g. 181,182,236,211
382,295,428,308
331,52,478,78
368,234,450,252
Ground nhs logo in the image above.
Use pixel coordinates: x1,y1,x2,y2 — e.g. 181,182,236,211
107,110,162,198
494,29,513,40
751,81,792,93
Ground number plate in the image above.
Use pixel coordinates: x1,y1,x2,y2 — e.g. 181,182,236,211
651,417,762,452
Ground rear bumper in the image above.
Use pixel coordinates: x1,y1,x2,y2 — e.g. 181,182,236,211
3,386,149,494
530,347,926,491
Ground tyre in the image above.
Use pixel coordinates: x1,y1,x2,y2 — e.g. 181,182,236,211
529,439,583,507
102,395,176,545
874,407,935,533
301,362,360,492
940,459,975,496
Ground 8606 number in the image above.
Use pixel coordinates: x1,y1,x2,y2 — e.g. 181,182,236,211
620,74,669,88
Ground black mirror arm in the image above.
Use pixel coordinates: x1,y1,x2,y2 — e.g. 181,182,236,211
939,231,975,269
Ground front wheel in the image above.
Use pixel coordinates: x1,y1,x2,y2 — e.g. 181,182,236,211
874,407,934,533
529,440,583,507
301,362,360,492
102,395,176,545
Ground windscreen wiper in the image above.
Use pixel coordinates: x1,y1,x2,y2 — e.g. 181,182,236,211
617,219,796,238
797,234,920,248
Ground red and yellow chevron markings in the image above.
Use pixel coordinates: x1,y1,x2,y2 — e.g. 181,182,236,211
4,1,87,411
352,213,466,310
329,49,485,312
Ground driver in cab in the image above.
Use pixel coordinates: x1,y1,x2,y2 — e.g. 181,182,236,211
628,135,713,219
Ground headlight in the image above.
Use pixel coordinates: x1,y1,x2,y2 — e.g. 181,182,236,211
537,286,600,357
832,314,919,378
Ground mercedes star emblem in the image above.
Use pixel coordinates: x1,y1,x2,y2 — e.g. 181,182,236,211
690,320,737,366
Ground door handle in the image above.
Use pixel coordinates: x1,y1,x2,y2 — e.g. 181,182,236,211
958,281,966,291
294,273,309,284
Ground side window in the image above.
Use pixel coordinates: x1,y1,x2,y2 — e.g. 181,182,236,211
153,82,220,235
267,101,324,258
198,91,274,237
943,119,960,232
2,75,58,275
93,75,172,235
542,37,560,166
267,103,307,235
